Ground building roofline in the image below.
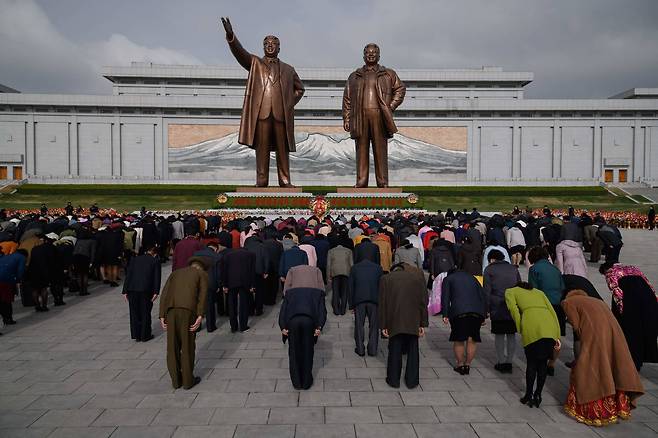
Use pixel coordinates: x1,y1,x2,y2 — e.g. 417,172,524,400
101,63,534,85
2,93,657,112
609,88,658,99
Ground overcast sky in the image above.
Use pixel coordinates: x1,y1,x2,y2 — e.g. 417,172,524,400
1,0,657,98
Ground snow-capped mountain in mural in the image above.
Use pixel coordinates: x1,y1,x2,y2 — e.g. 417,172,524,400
169,132,466,176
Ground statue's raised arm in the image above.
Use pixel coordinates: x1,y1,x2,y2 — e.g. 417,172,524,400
220,16,252,71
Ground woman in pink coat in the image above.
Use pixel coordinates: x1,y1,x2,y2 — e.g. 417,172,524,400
555,240,587,277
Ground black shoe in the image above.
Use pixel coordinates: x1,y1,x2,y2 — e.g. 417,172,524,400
494,363,504,372
385,378,400,389
207,328,216,333
462,365,470,375
183,376,201,390
79,292,90,296
42,306,49,312
141,335,154,342
547,366,555,376
453,365,464,375
3,320,16,325
354,348,365,357
240,326,250,333
532,393,542,408
520,395,532,406
103,280,110,284
503,363,513,373
54,301,65,307
109,282,119,287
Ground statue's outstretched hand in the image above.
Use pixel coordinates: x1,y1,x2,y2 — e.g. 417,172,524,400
221,17,234,40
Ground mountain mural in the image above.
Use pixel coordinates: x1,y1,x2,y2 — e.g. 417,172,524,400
169,132,466,178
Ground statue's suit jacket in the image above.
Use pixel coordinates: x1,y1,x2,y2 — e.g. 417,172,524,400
227,35,305,152
342,65,405,140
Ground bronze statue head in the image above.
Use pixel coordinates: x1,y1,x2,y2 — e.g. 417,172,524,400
263,35,280,58
363,43,380,66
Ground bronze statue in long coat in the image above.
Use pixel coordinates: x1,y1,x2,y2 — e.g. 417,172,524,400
221,17,305,187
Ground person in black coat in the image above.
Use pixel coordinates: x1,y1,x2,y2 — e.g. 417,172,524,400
122,246,162,342
348,259,383,356
26,236,57,311
193,243,224,332
244,234,270,316
263,229,283,305
310,234,330,282
222,248,256,332
96,225,124,287
278,286,327,390
353,237,380,264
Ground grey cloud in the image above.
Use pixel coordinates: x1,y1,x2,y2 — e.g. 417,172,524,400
3,0,658,98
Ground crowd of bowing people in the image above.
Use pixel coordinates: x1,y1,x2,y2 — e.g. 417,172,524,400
0,204,656,426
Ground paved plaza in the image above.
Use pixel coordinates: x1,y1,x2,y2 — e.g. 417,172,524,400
1,229,657,438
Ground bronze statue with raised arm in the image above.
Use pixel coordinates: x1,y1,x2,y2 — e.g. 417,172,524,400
220,17,305,187
343,44,406,188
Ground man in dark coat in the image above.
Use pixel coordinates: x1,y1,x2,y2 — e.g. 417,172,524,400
244,234,270,316
222,247,256,332
221,17,305,187
309,234,330,283
123,245,161,342
193,242,224,332
279,245,309,281
159,256,208,389
278,287,327,389
597,224,623,264
379,263,428,389
262,229,283,305
348,259,383,356
353,237,380,265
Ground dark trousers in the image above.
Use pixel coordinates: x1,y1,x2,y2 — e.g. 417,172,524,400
354,302,379,356
127,292,153,341
288,315,315,390
331,275,349,315
254,116,291,187
206,290,217,332
0,301,13,323
355,108,389,188
51,281,64,304
253,275,265,315
228,287,250,332
264,273,279,305
216,290,227,316
386,334,420,389
589,237,603,262
165,308,196,389
605,244,622,264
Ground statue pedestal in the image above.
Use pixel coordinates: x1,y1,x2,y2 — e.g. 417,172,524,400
336,187,403,194
236,186,303,193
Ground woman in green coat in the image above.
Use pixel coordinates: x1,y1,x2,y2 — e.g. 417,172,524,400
505,282,561,408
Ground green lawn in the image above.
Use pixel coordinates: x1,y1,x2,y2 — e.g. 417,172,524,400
0,184,642,213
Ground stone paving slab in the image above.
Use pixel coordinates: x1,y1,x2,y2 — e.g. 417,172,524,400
0,229,657,436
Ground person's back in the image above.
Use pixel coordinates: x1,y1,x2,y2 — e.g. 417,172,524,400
441,270,486,319
379,264,428,338
222,248,256,290
173,236,203,271
529,258,565,305
353,239,380,264
555,240,587,277
429,240,455,276
124,253,161,294
159,264,208,317
348,260,383,309
483,261,520,318
457,239,482,276
393,243,422,269
505,286,559,346
279,246,308,279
